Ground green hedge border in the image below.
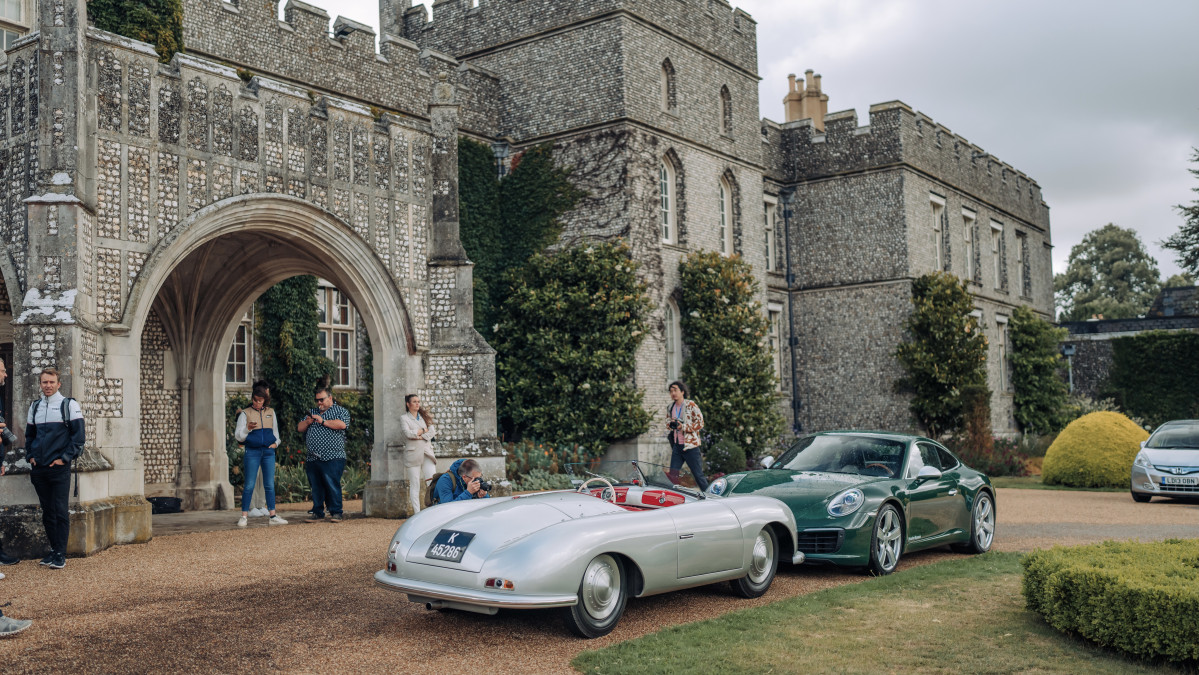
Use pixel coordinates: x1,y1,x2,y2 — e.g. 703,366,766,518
1022,539,1199,665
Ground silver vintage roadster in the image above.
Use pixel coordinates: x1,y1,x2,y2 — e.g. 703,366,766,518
374,460,804,637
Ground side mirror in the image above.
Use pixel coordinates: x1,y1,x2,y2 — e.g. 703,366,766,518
915,466,942,482
1140,440,1147,449
760,456,775,470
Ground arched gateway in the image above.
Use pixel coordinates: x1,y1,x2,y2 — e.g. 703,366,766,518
0,0,500,557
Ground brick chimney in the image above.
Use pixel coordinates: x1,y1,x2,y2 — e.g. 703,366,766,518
783,70,829,131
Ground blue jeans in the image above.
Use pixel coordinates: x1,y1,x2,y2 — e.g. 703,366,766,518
241,447,277,511
669,441,710,491
308,458,345,517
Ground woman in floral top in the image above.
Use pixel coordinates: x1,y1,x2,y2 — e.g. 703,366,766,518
666,380,708,491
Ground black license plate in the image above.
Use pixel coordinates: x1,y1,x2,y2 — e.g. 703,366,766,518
425,529,475,563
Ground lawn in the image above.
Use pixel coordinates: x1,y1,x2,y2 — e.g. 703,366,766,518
989,475,1126,492
572,553,1176,675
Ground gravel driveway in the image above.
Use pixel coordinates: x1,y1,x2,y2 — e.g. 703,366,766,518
0,489,1194,674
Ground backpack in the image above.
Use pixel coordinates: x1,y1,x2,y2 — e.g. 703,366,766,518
426,472,446,507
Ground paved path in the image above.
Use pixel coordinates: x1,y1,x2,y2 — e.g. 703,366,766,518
0,489,1193,674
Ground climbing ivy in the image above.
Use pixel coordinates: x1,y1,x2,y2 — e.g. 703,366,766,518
88,0,184,63
1010,305,1069,435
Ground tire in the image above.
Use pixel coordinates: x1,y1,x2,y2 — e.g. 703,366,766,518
1131,490,1152,503
867,504,903,576
731,527,779,598
961,491,995,554
564,554,627,639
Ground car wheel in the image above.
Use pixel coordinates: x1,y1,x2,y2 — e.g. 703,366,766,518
867,504,903,576
564,554,627,639
731,527,778,598
1131,490,1152,503
961,491,995,554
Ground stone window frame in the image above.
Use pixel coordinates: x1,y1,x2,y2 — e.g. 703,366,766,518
930,193,946,272
719,176,733,255
664,298,682,382
990,219,1005,291
767,302,784,390
719,85,733,136
316,282,358,388
224,312,252,385
962,207,977,284
660,157,677,244
764,194,778,272
1015,230,1031,298
995,313,1011,393
660,58,677,113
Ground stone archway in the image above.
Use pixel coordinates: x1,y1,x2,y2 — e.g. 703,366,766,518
120,195,423,513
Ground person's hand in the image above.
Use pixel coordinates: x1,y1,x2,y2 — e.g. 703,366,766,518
0,422,7,431
50,459,65,467
309,414,323,425
269,444,277,449
247,420,258,429
466,477,481,495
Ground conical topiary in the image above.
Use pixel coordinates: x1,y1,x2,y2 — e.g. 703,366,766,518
1041,411,1148,488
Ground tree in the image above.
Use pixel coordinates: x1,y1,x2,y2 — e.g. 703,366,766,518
255,275,334,458
1009,305,1069,435
88,0,184,63
678,251,783,460
1163,273,1195,288
1162,148,1199,278
894,272,989,438
1054,224,1161,321
494,242,652,457
458,139,586,342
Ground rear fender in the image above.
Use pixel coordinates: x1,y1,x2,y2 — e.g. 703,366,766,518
390,497,506,559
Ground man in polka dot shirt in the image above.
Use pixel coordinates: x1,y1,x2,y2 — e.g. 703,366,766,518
297,385,351,522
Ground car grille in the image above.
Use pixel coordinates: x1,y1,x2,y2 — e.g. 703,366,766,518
797,528,844,554
1153,466,1199,475
1159,484,1199,493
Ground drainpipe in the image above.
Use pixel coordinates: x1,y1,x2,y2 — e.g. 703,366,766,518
781,189,802,434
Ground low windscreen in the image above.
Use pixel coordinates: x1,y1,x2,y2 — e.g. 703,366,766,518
773,435,907,477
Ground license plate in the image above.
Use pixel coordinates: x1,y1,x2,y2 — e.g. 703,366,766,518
425,529,475,563
1162,476,1198,486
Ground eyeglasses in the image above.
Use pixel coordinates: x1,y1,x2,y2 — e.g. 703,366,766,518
315,396,328,403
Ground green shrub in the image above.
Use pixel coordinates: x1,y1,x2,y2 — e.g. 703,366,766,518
333,389,373,471
948,436,1028,477
340,465,368,500
88,0,183,62
504,439,588,479
1041,411,1148,488
225,394,250,490
1016,432,1056,458
512,468,576,492
1060,395,1146,429
274,463,310,504
1009,306,1069,434
1106,331,1199,428
1022,539,1199,666
704,438,747,477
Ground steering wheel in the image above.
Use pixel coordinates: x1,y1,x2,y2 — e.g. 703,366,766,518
864,462,895,477
577,476,617,504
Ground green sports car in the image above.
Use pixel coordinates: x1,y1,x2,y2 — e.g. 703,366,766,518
706,431,995,575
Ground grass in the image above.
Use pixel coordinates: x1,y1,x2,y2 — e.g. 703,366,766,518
572,553,1178,675
989,475,1126,492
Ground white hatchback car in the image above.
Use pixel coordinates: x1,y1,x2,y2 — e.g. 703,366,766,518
1131,420,1199,502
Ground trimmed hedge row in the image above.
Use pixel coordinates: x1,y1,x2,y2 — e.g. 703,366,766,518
1022,539,1199,665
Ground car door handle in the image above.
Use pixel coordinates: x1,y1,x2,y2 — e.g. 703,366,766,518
948,489,958,496
678,534,694,539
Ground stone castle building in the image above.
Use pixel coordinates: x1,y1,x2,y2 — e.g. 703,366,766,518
0,0,1051,555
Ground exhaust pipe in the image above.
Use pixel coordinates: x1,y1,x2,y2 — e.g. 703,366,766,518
425,601,444,610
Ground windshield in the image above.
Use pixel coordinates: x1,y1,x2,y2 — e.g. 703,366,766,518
1147,424,1199,449
773,435,907,477
565,460,704,495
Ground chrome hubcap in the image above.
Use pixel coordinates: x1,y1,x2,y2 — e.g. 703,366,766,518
974,496,995,549
747,530,774,584
581,555,621,620
875,509,902,570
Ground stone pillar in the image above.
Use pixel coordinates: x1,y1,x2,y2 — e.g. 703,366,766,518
0,0,150,559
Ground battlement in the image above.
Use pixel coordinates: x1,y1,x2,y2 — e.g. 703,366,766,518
398,0,758,75
177,0,499,136
773,101,1046,225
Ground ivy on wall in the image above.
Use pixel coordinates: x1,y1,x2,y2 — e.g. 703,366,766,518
1009,305,1069,435
1106,331,1199,428
88,0,184,63
494,242,652,457
678,251,783,461
894,272,988,438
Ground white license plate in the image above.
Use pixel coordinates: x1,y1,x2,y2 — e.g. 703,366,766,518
1161,476,1198,486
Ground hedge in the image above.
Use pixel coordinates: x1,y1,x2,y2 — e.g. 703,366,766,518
1022,539,1199,666
1106,331,1199,429
1040,411,1147,488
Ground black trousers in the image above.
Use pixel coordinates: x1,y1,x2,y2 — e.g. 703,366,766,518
30,463,71,555
669,441,710,491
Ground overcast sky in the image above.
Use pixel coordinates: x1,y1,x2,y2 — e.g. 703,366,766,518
323,0,1198,279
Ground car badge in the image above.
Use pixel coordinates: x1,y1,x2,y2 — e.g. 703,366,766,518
658,494,666,505
1170,467,1187,475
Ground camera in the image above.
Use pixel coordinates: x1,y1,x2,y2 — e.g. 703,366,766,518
667,419,681,430
473,477,493,492
0,413,15,446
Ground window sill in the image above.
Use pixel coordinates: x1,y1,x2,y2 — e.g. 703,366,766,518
662,242,689,253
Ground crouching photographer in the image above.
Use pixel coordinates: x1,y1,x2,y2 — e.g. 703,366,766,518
433,458,491,504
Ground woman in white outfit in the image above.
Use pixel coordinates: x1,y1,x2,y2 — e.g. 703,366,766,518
401,394,437,514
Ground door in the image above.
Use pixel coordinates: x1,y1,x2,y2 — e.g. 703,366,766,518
904,442,960,543
669,500,744,578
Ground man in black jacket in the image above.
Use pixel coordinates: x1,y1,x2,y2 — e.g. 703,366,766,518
25,368,85,570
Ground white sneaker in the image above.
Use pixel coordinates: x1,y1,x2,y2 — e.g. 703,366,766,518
0,572,5,580
237,516,248,528
0,615,31,637
268,515,288,526
248,508,268,517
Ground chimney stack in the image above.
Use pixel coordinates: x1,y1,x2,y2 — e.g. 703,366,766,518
783,69,830,131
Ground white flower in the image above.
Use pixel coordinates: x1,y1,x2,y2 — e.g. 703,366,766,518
742,328,751,333
722,401,732,407
745,437,753,444
727,376,736,383
721,297,730,304
690,311,700,318
492,324,500,333
581,383,591,390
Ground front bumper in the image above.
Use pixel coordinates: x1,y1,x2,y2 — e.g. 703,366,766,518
1131,465,1199,496
373,569,578,609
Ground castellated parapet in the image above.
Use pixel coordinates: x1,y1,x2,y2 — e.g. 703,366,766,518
773,102,1049,232
397,0,758,75
181,0,501,138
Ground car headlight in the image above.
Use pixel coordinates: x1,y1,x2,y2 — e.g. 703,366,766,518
1133,452,1153,469
707,478,728,496
827,489,864,517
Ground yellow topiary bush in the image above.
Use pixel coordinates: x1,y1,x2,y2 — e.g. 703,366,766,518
1041,411,1148,487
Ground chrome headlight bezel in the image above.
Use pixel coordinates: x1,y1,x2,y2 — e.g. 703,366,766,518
827,488,865,517
707,477,729,497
